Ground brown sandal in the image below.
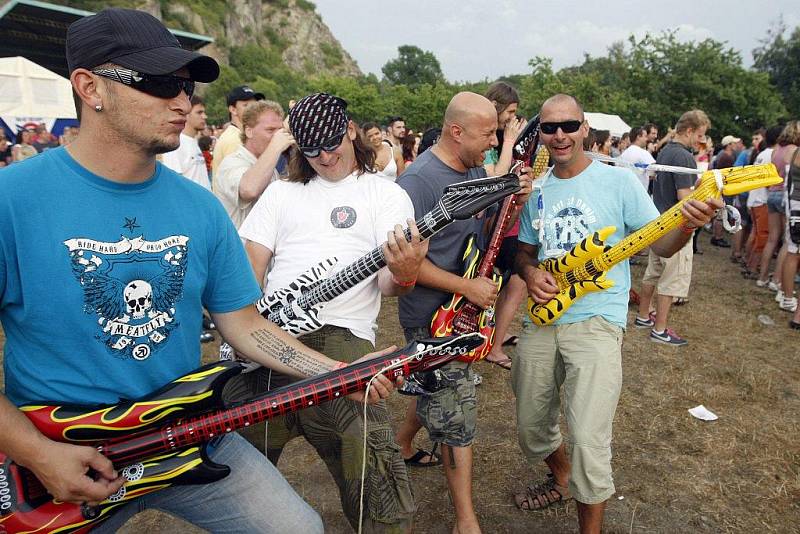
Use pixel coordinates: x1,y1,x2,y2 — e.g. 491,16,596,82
514,473,572,511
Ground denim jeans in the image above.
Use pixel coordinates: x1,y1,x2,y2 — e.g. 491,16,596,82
95,433,323,533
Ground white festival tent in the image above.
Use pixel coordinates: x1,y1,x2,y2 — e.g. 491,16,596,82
0,56,77,141
584,112,631,138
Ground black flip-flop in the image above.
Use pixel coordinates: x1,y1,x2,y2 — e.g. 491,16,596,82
501,335,519,347
404,447,441,468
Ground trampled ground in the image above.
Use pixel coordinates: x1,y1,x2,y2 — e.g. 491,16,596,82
2,242,798,533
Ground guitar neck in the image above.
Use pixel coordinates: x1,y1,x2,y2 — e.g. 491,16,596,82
296,204,450,309
476,194,517,279
99,356,415,466
593,178,719,271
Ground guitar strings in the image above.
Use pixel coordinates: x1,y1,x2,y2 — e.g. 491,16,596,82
356,333,478,534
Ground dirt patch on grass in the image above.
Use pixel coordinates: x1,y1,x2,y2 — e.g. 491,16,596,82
2,243,798,532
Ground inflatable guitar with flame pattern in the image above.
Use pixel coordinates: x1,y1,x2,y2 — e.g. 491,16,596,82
0,334,483,533
527,164,782,326
430,116,550,362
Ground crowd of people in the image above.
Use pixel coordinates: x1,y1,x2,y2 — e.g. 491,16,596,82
0,7,796,534
0,123,78,167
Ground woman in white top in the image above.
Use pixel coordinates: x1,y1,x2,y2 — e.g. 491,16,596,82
361,122,404,180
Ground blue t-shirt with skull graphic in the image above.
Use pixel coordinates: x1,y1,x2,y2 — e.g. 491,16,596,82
519,160,659,328
0,147,261,406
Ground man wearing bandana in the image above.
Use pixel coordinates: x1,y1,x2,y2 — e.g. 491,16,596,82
239,93,427,532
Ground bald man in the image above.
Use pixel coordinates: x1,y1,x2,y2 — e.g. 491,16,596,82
512,94,721,533
395,92,533,534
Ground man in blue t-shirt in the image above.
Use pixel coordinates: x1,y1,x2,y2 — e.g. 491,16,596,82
0,9,395,533
511,94,721,533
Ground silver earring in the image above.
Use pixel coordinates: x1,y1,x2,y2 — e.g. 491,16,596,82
95,104,103,112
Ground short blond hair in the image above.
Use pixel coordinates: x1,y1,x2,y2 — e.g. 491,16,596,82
240,100,284,143
675,109,711,134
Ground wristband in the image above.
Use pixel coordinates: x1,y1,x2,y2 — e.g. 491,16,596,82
392,274,417,287
679,222,697,235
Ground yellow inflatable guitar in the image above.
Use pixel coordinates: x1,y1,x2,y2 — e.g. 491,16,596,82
527,163,783,326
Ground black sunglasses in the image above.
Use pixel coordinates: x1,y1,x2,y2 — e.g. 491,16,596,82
298,126,348,158
91,67,195,99
540,120,584,135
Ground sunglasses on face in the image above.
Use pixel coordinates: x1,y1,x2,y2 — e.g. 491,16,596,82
91,67,195,99
540,120,584,135
298,127,348,158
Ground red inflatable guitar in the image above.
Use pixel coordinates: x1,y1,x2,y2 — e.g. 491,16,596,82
0,333,483,533
430,116,546,362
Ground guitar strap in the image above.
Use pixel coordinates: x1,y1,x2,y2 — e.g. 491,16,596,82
532,169,550,248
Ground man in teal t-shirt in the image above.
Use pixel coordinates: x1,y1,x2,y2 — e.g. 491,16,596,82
510,93,722,533
0,8,396,533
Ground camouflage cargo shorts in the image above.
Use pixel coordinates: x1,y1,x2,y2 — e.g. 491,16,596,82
266,325,415,532
403,326,477,448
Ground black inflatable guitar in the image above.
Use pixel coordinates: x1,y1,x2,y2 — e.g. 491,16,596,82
255,173,520,337
0,333,483,533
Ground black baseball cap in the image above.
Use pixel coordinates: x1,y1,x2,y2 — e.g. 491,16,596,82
226,85,266,106
66,8,219,82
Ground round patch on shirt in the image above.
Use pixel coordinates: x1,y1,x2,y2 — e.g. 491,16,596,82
330,206,357,228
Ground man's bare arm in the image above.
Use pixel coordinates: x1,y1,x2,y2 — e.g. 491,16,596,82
213,306,339,378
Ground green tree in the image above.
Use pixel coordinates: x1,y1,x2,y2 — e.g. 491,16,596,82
549,32,786,139
382,45,445,87
753,21,800,118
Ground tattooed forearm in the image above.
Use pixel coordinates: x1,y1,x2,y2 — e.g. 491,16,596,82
249,328,331,377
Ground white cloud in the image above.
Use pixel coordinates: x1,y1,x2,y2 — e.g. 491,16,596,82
314,0,798,81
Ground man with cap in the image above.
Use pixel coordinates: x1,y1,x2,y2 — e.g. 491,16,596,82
211,84,265,176
715,134,743,170
238,92,426,532
0,8,398,533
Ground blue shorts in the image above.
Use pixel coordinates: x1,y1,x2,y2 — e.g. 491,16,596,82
767,190,785,214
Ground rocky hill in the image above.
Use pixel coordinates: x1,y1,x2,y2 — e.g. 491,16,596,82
50,0,362,77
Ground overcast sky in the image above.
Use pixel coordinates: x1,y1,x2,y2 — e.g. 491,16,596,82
314,0,799,82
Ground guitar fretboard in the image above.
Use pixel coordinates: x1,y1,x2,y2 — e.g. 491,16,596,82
100,354,413,465
589,165,777,272
297,203,449,308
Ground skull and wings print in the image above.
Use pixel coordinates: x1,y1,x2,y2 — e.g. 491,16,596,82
63,219,189,362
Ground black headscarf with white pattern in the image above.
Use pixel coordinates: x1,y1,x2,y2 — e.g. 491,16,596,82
288,93,349,149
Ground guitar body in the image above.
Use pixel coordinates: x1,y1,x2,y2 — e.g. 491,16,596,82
0,446,227,533
256,257,338,337
526,226,616,326
22,362,242,443
429,234,503,363
220,258,338,369
526,164,783,326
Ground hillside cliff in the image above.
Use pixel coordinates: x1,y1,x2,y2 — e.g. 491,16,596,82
50,0,361,77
